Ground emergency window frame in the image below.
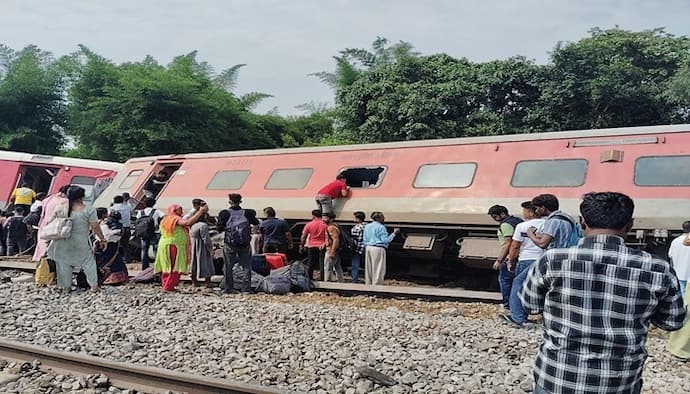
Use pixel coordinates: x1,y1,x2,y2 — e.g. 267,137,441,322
119,170,143,189
264,168,314,190
511,159,589,188
338,165,387,189
634,155,690,187
413,162,478,189
207,170,251,190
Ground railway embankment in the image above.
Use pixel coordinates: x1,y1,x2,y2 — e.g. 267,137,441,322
0,281,688,394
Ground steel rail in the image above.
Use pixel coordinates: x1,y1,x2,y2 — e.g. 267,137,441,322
0,339,291,394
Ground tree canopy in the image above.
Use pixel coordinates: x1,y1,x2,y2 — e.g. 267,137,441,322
0,27,688,161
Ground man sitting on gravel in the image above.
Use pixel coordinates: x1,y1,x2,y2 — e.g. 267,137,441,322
520,192,686,394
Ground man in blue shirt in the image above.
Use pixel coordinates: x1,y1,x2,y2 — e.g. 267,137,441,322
363,211,400,285
259,207,292,253
526,194,578,250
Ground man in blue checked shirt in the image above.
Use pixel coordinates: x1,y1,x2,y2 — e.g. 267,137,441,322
350,211,367,283
520,192,685,394
363,211,400,285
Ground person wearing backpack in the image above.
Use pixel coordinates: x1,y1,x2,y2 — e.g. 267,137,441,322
5,206,30,256
221,193,259,294
135,197,164,270
322,212,344,282
110,195,132,263
527,194,582,250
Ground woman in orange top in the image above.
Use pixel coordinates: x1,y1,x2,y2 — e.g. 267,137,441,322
154,203,207,292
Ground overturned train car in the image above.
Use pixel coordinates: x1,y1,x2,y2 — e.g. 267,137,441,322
94,124,690,280
0,151,123,207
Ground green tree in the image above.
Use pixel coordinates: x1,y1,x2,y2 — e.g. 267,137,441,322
0,45,70,154
530,28,690,130
67,49,276,161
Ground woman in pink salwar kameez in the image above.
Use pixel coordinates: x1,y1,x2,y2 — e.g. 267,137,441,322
32,184,70,262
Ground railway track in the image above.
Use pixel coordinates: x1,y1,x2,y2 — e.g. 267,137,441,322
0,339,288,394
0,258,501,303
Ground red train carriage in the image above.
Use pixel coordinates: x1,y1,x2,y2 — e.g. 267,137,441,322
94,124,690,279
0,151,123,207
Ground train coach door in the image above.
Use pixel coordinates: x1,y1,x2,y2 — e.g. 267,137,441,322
16,164,60,196
137,163,182,202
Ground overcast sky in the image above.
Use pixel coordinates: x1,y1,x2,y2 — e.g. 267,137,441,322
2,0,689,114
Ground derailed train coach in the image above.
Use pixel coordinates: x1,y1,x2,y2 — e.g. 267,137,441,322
94,124,690,279
0,151,123,207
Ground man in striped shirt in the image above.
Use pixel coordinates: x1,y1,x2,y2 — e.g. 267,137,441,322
520,192,685,394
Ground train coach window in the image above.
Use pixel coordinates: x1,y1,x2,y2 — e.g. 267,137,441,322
511,159,588,187
339,166,386,188
207,170,250,190
265,168,313,189
71,176,96,200
413,163,477,188
119,170,143,189
634,155,690,186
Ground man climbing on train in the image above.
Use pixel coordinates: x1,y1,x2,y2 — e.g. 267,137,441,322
8,183,36,215
520,192,685,394
488,205,523,310
315,174,350,215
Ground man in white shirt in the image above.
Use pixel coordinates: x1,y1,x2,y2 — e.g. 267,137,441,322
669,220,690,299
503,201,546,327
110,195,133,262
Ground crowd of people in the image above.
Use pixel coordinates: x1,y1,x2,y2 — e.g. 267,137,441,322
489,192,690,393
8,178,690,393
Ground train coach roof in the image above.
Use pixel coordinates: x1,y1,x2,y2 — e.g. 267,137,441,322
126,123,690,163
0,150,123,171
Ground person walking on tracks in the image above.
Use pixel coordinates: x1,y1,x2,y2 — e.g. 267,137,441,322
315,174,350,215
520,192,685,394
219,193,259,294
363,211,399,285
487,204,523,310
154,203,207,292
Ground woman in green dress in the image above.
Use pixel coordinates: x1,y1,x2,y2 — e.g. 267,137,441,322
47,186,107,291
155,203,207,292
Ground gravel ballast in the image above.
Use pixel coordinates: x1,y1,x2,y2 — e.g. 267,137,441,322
0,281,688,393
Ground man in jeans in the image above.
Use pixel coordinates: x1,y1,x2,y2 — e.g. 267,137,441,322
521,192,685,394
135,197,164,270
487,204,523,310
221,193,259,294
350,211,366,283
502,201,545,327
315,174,350,215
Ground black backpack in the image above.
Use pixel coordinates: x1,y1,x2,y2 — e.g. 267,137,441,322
224,209,251,247
134,210,156,241
328,224,356,260
7,217,28,239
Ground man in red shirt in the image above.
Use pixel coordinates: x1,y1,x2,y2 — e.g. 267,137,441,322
316,174,350,215
300,209,328,280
